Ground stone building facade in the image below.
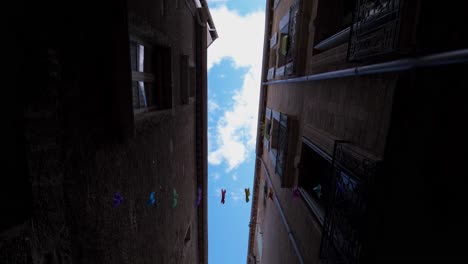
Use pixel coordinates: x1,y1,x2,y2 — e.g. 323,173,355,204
248,0,468,263
3,0,216,263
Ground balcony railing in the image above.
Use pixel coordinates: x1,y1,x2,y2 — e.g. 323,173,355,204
348,0,401,61
319,141,380,264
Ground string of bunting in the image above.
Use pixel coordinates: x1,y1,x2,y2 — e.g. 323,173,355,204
112,185,302,208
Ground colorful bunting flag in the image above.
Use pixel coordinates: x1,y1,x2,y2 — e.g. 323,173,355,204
196,187,202,207
292,185,300,200
113,192,123,208
173,188,178,208
147,191,156,206
221,189,226,204
268,187,274,201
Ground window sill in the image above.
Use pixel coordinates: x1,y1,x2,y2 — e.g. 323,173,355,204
267,67,275,81
314,27,350,52
309,43,351,75
263,137,270,149
134,106,157,115
134,108,173,132
275,65,285,78
299,187,325,225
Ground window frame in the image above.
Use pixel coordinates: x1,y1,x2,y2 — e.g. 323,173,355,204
273,0,302,77
129,35,173,114
263,108,272,148
298,137,334,224
274,0,281,9
312,0,357,54
130,39,155,112
267,110,298,187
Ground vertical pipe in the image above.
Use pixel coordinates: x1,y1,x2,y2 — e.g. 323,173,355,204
258,156,305,264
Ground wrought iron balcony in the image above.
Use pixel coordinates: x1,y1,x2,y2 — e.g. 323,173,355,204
320,141,380,264
348,0,401,61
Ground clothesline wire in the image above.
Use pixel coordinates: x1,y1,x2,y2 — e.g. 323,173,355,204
207,194,245,197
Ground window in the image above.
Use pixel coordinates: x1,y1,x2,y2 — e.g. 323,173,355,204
347,0,402,61
270,118,280,149
263,108,272,148
341,0,355,30
269,111,280,153
264,118,272,141
313,0,356,52
298,141,333,220
270,32,278,49
269,32,278,69
274,0,281,9
3,119,31,232
274,113,287,179
267,67,275,81
274,0,300,77
318,142,372,264
267,110,298,187
277,12,290,69
130,41,153,110
129,38,172,113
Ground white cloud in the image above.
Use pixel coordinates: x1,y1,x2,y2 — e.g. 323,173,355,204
230,188,246,202
208,99,220,113
208,6,264,171
212,173,220,180
208,6,265,71
232,174,238,181
207,0,229,4
231,191,241,201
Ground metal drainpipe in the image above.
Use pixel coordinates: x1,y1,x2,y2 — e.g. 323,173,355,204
258,156,305,264
263,48,468,85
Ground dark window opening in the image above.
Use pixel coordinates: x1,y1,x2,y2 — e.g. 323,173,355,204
2,118,32,231
264,118,271,140
313,0,356,48
274,115,288,179
298,142,333,214
277,13,290,69
129,39,172,112
342,0,355,29
319,144,370,264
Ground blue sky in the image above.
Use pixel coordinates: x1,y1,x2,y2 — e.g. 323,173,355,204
206,1,265,263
